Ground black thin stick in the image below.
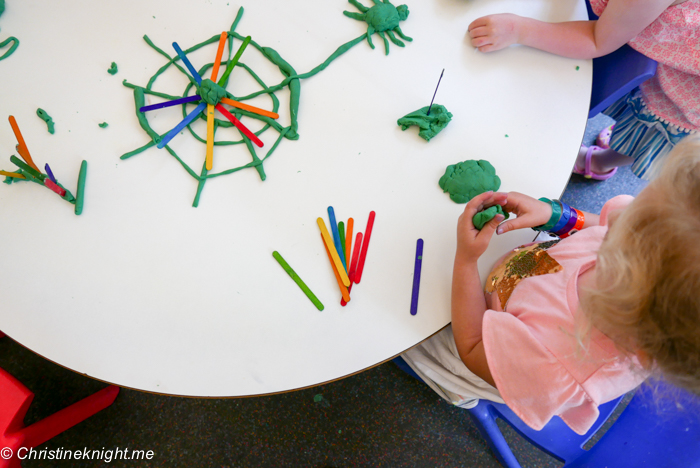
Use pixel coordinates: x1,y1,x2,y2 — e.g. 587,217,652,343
426,69,445,116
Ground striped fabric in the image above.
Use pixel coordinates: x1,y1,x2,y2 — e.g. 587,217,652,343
604,88,693,180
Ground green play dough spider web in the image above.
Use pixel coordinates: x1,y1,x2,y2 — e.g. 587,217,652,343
120,5,403,207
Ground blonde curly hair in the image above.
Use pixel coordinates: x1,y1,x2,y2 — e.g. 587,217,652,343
580,135,700,395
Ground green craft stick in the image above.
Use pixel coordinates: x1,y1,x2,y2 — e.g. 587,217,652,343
217,35,251,88
338,221,346,261
272,251,324,311
10,155,44,181
74,160,87,215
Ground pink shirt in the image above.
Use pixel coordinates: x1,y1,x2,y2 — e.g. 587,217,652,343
590,0,700,132
482,196,648,435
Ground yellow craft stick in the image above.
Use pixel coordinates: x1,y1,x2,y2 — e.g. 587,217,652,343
321,234,351,303
0,170,26,179
345,218,354,268
317,218,351,287
8,116,40,172
211,32,228,82
206,104,215,170
221,97,279,120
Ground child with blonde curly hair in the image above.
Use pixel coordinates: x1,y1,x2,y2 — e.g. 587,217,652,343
401,136,700,434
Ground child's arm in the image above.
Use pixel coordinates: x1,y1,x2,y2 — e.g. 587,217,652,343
468,0,676,58
495,192,600,235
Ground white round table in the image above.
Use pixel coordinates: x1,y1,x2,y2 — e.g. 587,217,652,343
0,0,590,396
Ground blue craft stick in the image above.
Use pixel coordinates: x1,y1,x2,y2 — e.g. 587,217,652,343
44,163,57,183
327,206,347,272
172,42,203,85
140,95,202,113
157,102,207,149
410,239,424,316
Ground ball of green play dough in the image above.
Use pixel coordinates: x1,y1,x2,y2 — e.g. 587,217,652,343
473,205,509,230
198,78,227,105
438,159,501,203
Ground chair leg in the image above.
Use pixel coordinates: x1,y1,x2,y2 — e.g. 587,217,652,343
19,385,119,448
467,404,522,468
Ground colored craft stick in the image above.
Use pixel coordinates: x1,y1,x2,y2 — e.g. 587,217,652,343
338,221,346,261
139,95,201,113
157,102,207,149
0,170,25,179
321,234,351,303
10,155,44,181
44,163,57,183
74,160,87,215
410,239,424,316
172,42,203,84
221,97,279,120
345,218,354,269
44,178,66,197
210,32,228,82
355,211,376,284
341,232,363,307
317,218,351,287
206,104,215,170
327,206,347,272
8,116,40,172
218,35,251,87
215,104,263,148
272,251,324,311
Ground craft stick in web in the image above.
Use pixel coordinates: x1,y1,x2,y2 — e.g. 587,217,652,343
327,206,347,272
341,231,363,307
157,102,208,149
10,155,44,181
321,234,351,303
139,95,201,113
44,178,66,197
218,35,251,88
354,211,375,284
210,32,228,82
215,104,263,148
272,251,324,311
0,170,25,179
410,239,424,316
172,42,203,84
8,116,40,172
220,98,279,120
44,164,57,183
205,105,215,170
317,218,351,287
345,218,354,268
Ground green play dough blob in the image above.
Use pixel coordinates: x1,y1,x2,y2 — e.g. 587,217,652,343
36,108,55,134
197,78,227,105
438,159,501,204
107,62,118,75
0,1,5,16
397,104,452,141
473,205,509,230
98,122,108,128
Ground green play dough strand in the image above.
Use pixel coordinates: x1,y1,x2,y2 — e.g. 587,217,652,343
439,160,501,204
473,205,509,230
397,104,452,141
36,108,55,134
0,0,19,62
74,160,87,215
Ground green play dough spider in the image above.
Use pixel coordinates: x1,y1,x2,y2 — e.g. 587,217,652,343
343,0,412,55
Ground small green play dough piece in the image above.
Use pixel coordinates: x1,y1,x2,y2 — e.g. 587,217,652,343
197,78,227,105
74,160,87,215
473,205,509,230
397,104,452,141
108,62,118,75
439,159,501,204
98,122,108,128
36,108,54,134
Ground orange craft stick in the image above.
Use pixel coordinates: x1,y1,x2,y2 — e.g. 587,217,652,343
0,170,26,179
317,218,351,287
8,116,40,172
345,218,354,268
210,32,228,82
321,234,351,303
341,231,363,307
206,104,215,170
220,97,279,120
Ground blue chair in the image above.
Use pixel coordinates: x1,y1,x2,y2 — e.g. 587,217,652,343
393,356,700,467
585,0,658,118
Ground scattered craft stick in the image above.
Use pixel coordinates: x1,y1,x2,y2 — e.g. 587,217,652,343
0,170,25,179
44,178,66,197
44,163,57,183
210,32,228,82
220,97,279,120
354,211,375,284
410,239,424,316
272,251,324,311
74,160,87,215
321,234,351,303
341,232,363,307
317,218,351,287
157,102,208,149
10,155,44,181
338,221,346,261
8,116,40,172
218,35,251,88
345,218,354,269
139,95,201,113
206,104,215,170
327,206,347,272
215,104,263,148
172,42,203,84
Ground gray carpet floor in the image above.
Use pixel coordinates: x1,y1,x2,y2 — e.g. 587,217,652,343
0,114,648,468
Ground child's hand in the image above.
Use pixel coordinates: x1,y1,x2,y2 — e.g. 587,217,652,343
455,191,507,264
496,192,552,234
468,14,523,52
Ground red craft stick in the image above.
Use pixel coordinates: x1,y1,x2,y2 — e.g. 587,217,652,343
215,104,263,148
44,178,66,197
341,231,363,306
354,211,375,284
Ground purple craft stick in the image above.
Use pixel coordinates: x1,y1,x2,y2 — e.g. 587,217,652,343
139,95,202,113
157,102,207,149
44,163,57,183
410,239,424,316
172,42,203,85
